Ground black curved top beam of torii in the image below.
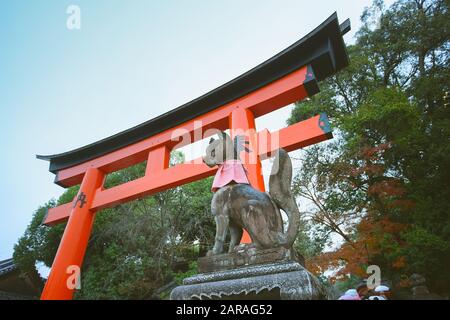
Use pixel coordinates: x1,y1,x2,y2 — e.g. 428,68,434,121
37,12,350,174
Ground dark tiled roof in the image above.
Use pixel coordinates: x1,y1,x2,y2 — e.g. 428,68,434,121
0,290,35,300
0,259,17,277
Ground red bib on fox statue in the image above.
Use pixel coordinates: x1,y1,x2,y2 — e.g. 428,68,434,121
212,159,250,192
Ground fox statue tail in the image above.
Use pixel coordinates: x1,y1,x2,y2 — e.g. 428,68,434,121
269,149,300,248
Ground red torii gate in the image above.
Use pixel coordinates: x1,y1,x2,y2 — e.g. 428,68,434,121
37,13,350,300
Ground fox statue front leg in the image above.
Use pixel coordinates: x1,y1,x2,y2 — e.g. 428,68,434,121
208,189,231,256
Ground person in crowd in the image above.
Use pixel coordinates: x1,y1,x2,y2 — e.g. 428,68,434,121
356,282,370,300
338,289,361,300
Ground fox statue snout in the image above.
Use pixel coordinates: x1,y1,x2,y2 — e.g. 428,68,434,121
203,131,301,255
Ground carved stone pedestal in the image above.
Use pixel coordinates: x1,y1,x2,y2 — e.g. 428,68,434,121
170,259,329,300
198,246,303,273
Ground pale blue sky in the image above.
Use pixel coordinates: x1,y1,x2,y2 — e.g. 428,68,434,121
0,0,394,261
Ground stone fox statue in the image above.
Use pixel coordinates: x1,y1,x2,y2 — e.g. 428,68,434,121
203,131,300,255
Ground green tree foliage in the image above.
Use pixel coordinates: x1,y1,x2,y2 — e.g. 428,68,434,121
289,0,449,294
14,152,215,299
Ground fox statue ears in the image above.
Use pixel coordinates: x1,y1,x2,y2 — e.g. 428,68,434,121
207,132,252,161
233,135,251,154
209,131,229,143
217,131,231,142
210,132,251,153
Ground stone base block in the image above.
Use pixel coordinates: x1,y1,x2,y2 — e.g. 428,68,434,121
198,245,303,273
170,261,329,300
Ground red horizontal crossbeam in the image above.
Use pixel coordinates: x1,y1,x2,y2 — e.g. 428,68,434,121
43,113,331,226
54,65,316,187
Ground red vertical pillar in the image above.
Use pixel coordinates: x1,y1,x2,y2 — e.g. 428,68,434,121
41,167,104,300
229,107,265,244
146,145,170,177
